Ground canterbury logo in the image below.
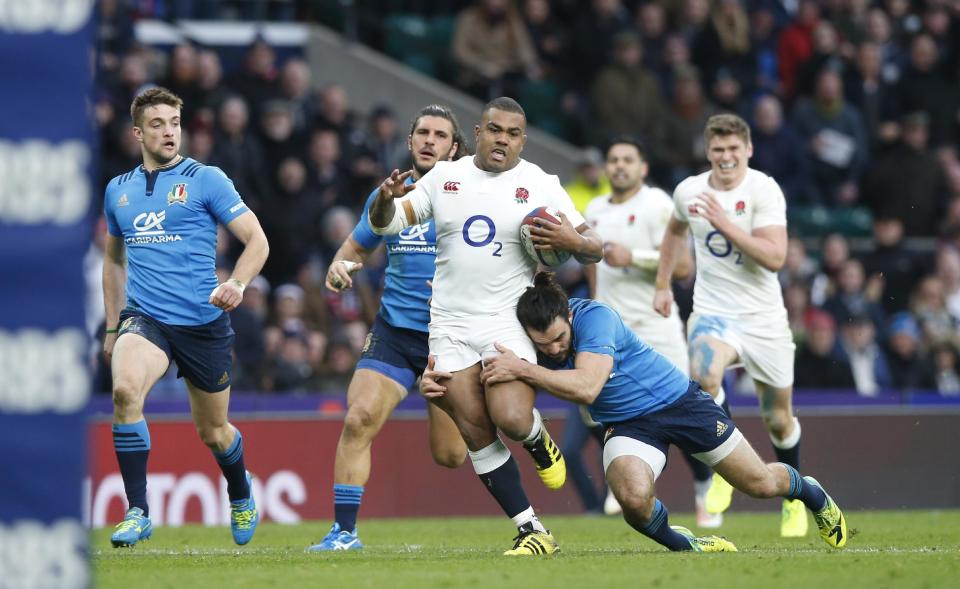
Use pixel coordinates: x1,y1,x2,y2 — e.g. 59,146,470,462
716,421,728,437
442,181,460,192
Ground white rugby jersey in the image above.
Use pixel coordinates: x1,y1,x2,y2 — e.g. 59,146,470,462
673,168,787,316
585,185,682,331
395,156,585,317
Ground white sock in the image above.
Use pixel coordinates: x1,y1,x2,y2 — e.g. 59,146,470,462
694,479,712,500
511,507,546,532
468,438,511,474
522,408,544,445
770,417,801,449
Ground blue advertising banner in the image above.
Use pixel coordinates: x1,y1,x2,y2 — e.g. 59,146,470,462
0,2,96,587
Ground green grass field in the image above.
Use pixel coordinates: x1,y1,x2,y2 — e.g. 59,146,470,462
92,511,960,589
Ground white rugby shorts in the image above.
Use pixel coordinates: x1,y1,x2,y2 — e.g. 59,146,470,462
429,311,538,373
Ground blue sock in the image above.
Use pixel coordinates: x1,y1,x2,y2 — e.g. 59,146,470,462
213,428,250,502
782,464,827,511
636,499,693,551
113,420,151,517
334,484,364,532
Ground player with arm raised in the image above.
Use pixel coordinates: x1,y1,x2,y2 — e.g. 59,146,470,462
471,272,846,553
371,97,602,555
653,114,806,538
102,88,269,547
584,136,723,528
307,105,469,552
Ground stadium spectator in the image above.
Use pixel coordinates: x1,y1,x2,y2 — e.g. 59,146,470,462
893,33,958,148
885,312,934,392
259,157,321,286
659,65,717,184
211,95,269,212
822,259,887,336
791,67,868,206
779,238,818,291
306,129,352,210
838,313,892,396
709,68,750,119
568,0,634,92
935,246,960,323
794,310,856,390
162,44,203,124
361,106,409,177
564,147,610,213
451,0,542,100
692,0,754,90
97,0,136,73
230,276,270,391
860,112,947,236
522,0,567,78
794,21,851,100
862,217,929,314
810,232,852,306
314,85,365,155
635,1,669,73
676,0,711,44
750,94,810,203
910,275,956,345
589,31,665,147
777,0,821,101
931,341,960,396
258,99,307,176
227,39,281,114
195,49,231,118
846,41,900,151
278,58,316,132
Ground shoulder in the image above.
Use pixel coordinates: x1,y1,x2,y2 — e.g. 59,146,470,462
194,163,231,182
584,194,610,217
518,159,555,181
108,165,141,192
644,185,673,206
747,168,784,195
673,173,706,200
572,299,619,327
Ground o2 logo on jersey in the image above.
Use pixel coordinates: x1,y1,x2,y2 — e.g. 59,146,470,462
132,211,166,235
704,230,743,265
462,215,503,257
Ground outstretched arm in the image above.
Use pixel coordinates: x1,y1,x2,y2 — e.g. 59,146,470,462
369,169,417,234
653,216,689,317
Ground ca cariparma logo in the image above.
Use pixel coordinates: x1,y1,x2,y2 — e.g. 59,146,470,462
126,210,182,245
167,183,188,206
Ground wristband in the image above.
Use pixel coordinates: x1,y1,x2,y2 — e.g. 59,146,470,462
630,248,660,271
105,328,118,334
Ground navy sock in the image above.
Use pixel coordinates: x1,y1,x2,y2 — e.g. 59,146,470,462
113,420,151,517
334,484,364,532
683,452,712,483
478,455,532,518
782,464,827,511
634,499,693,551
213,428,250,502
774,440,800,469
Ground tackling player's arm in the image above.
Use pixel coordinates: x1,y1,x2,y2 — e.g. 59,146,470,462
696,192,787,271
480,343,613,404
209,211,269,312
653,216,689,317
325,236,373,292
102,233,127,361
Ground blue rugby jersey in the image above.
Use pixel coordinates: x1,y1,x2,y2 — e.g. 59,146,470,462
103,158,249,326
551,298,691,424
352,184,436,332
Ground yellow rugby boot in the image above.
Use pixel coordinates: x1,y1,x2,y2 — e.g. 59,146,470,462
780,498,809,538
503,525,560,556
524,426,566,490
806,477,848,549
671,525,738,553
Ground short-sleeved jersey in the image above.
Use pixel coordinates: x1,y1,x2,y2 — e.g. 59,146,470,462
103,158,249,326
672,168,787,316
353,184,436,332
389,157,585,317
545,299,690,425
585,185,681,330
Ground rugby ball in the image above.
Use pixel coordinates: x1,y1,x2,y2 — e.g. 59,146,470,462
519,206,573,267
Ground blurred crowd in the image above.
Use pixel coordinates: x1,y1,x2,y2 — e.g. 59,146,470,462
90,0,960,396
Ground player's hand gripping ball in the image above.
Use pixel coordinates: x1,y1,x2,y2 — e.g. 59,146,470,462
519,206,573,267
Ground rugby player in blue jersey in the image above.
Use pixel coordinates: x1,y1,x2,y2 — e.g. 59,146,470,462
431,272,848,552
307,105,470,551
102,88,269,548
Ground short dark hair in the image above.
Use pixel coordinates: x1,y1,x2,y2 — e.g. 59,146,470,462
409,104,470,159
482,96,526,120
517,272,569,332
130,87,183,127
604,134,648,161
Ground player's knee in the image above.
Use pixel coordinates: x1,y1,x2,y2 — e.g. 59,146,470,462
111,379,142,416
196,423,230,450
490,407,532,441
739,468,780,499
342,405,381,440
616,487,656,521
432,447,467,469
761,409,793,439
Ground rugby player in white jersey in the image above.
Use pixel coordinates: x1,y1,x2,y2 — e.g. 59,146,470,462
369,97,603,555
585,136,723,528
653,114,807,538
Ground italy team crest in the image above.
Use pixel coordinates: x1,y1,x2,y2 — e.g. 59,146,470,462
167,183,188,206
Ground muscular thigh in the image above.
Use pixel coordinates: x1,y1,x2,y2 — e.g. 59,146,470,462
186,379,230,430
688,335,738,380
111,329,171,398
440,363,496,449
346,368,406,425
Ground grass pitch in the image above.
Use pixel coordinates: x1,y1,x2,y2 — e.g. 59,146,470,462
92,510,960,589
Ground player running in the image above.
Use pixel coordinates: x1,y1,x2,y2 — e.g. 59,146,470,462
307,105,469,552
102,87,269,547
466,272,847,553
370,97,603,555
654,113,807,537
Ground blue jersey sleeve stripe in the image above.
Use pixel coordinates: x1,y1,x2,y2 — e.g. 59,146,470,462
184,163,204,177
